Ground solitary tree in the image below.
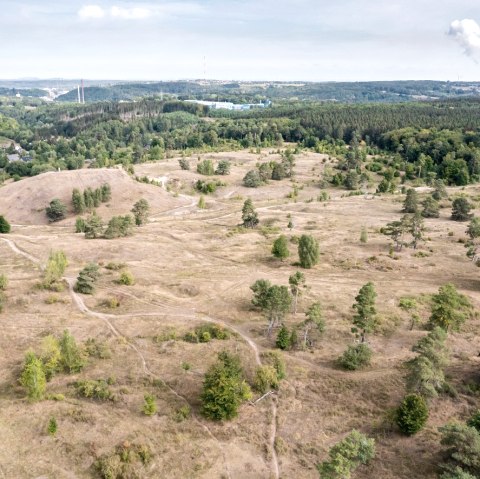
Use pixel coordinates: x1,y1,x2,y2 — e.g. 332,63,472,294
20,352,46,401
46,199,67,222
298,234,319,269
242,199,259,228
215,160,231,175
396,394,429,436
131,199,150,226
0,215,11,233
302,302,325,348
43,250,68,290
59,329,85,373
407,213,426,250
201,351,252,421
381,219,407,251
451,197,473,221
272,235,290,261
289,271,306,313
428,283,471,332
403,188,419,213
75,263,100,295
352,282,377,343
265,285,292,336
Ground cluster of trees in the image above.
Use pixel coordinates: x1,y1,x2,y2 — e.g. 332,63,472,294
76,199,149,238
20,330,85,400
243,149,296,188
72,183,111,214
196,158,231,176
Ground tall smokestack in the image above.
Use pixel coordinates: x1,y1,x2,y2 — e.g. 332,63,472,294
81,79,85,104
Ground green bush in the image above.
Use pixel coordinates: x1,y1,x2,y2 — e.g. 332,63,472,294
0,274,7,291
317,429,376,479
276,324,291,350
396,394,429,435
75,379,113,401
46,198,67,222
47,417,57,436
75,263,100,294
142,393,157,416
253,365,279,393
118,270,134,286
338,343,372,370
0,215,11,233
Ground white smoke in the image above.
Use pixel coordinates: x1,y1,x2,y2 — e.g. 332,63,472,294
448,19,480,61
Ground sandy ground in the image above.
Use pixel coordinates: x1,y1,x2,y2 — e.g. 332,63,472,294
0,149,479,478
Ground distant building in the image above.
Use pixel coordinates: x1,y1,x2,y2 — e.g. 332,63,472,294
185,99,271,111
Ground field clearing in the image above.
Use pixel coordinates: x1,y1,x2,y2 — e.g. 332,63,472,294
0,149,479,478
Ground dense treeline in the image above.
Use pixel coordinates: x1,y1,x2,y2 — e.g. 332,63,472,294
1,98,480,186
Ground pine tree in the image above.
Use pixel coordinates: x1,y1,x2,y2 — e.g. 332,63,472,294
242,199,259,228
276,324,291,350
46,199,67,222
352,282,377,342
298,235,319,268
84,211,104,239
0,215,11,233
396,394,429,435
131,199,150,226
75,263,100,295
421,196,440,218
403,188,419,213
451,197,473,221
428,283,471,332
100,183,112,202
72,188,86,214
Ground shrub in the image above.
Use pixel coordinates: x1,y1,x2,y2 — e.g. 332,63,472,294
0,274,7,291
197,159,215,175
118,270,134,286
396,394,429,435
75,379,113,401
272,235,290,261
262,351,286,380
0,215,11,233
467,410,480,432
243,169,263,188
42,250,68,290
104,215,134,239
131,199,150,226
317,429,376,479
451,197,474,221
47,417,57,436
338,343,372,370
174,405,191,422
84,211,104,239
46,198,67,222
143,393,157,416
178,158,190,170
428,283,471,332
75,217,86,233
253,365,279,393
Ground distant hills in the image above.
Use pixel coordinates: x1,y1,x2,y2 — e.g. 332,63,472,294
1,79,480,104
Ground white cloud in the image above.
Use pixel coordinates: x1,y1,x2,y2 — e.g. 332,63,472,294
78,5,105,19
110,6,151,20
448,19,480,60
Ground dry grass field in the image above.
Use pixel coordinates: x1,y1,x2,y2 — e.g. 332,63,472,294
0,149,479,478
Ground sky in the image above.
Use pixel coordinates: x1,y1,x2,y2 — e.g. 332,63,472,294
1,0,480,81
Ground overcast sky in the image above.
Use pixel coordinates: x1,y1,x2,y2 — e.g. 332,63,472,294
1,0,480,81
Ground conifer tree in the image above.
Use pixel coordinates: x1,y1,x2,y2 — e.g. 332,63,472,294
352,282,377,342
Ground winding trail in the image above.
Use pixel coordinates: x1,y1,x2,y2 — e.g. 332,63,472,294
1,235,281,478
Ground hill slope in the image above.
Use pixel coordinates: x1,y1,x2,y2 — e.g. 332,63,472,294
0,167,189,225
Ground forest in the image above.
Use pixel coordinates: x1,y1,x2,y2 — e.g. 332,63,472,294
1,97,480,187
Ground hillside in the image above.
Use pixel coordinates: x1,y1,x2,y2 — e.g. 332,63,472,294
0,167,190,225
0,148,479,478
